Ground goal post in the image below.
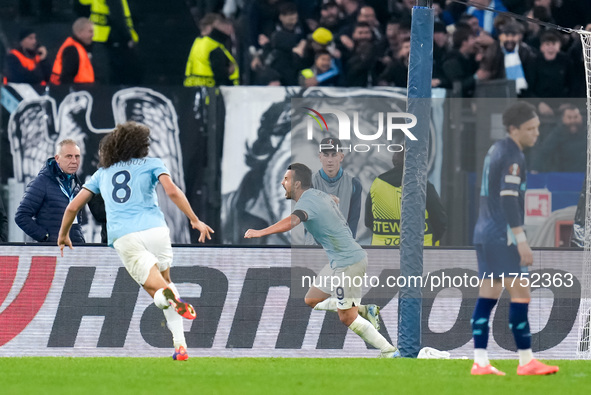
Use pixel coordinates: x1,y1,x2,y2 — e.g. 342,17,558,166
577,30,591,359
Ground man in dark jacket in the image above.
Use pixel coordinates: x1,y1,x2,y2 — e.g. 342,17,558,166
15,139,85,243
5,27,51,84
531,104,586,172
365,150,447,246
442,23,479,97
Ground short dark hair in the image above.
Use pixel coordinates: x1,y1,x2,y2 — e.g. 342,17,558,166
452,23,474,49
540,29,562,44
322,1,338,10
558,103,579,116
532,6,551,23
354,21,371,31
457,13,477,25
288,163,312,189
502,101,537,131
279,2,298,16
315,49,331,59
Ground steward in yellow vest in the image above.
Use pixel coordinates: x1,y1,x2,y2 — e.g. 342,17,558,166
80,0,140,84
365,152,447,246
184,20,239,87
84,0,138,44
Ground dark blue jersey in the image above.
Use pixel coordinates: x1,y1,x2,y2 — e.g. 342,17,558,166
473,137,526,245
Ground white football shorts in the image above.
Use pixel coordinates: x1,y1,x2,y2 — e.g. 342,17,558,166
112,226,173,285
314,257,368,310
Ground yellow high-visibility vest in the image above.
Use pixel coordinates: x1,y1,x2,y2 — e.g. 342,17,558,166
184,36,239,87
369,178,434,246
89,0,138,43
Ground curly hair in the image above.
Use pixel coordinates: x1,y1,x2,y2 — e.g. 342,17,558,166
99,122,150,168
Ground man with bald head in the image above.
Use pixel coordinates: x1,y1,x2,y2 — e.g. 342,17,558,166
50,17,95,85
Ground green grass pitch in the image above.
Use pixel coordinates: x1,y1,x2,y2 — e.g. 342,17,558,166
0,357,588,394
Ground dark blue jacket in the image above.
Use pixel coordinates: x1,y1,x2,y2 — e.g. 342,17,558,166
15,158,85,243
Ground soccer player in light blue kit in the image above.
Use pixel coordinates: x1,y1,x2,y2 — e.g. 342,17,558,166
245,163,399,357
471,102,558,376
58,122,214,361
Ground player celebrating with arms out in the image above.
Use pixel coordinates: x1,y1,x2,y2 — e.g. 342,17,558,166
471,102,558,376
245,163,399,358
58,122,214,361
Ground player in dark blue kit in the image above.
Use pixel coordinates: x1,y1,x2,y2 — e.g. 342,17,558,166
471,102,559,376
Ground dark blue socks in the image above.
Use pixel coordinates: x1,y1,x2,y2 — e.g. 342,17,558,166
509,302,531,350
471,298,498,348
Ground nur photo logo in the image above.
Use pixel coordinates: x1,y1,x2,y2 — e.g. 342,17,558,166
300,107,417,153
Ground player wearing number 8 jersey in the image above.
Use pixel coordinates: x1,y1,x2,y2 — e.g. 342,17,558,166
58,121,214,361
244,163,399,358
471,102,558,376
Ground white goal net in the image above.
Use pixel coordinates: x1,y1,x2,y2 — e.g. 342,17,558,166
578,30,591,359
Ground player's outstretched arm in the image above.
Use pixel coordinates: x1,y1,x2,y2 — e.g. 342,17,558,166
58,188,94,256
244,214,301,239
158,174,214,242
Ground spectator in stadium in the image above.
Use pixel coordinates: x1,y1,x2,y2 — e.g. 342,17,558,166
293,27,342,73
377,37,410,87
497,21,536,96
184,17,239,87
396,19,412,50
50,18,95,85
4,28,51,85
58,122,214,361
299,49,340,87
389,0,414,22
247,0,282,52
432,21,451,88
440,0,467,25
523,6,552,51
442,23,480,97
244,163,400,359
532,104,586,172
309,137,362,241
466,0,508,36
318,1,342,33
15,139,85,243
383,17,400,55
356,5,383,41
365,150,447,246
525,30,573,116
86,0,142,85
471,101,558,376
337,0,362,33
341,22,380,87
260,2,305,86
0,194,7,242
